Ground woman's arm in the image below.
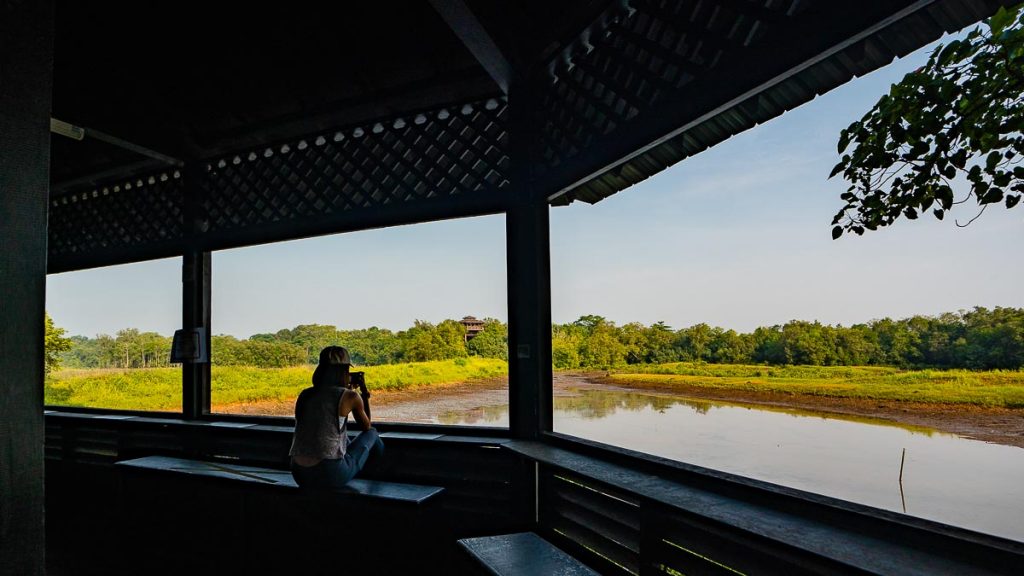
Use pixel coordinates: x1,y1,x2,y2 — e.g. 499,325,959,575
340,389,372,431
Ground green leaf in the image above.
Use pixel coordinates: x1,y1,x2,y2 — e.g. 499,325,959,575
829,162,845,179
986,150,1002,170
937,41,962,65
984,187,1005,203
933,208,945,220
990,6,1013,36
1007,194,1021,209
831,226,843,240
937,186,954,210
838,129,850,154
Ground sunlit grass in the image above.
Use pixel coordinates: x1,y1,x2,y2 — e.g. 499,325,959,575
610,363,1024,408
45,358,509,412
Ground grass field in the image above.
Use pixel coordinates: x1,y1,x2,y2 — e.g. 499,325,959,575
45,358,509,412
45,360,1024,412
609,362,1024,408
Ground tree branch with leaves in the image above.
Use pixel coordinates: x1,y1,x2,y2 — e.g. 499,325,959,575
831,4,1024,238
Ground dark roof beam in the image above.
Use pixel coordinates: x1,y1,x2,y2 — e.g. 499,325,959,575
50,117,184,167
429,0,517,93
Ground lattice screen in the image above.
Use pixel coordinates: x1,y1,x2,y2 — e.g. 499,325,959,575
48,170,185,262
48,97,509,270
202,97,509,234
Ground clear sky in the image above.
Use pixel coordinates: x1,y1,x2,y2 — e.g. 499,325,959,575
47,33,1023,338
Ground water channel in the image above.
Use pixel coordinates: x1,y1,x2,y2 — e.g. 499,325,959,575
435,385,1024,543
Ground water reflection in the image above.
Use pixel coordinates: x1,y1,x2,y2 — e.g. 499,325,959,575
437,387,1024,543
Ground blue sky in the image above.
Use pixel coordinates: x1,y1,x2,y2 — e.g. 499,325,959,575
47,33,1023,338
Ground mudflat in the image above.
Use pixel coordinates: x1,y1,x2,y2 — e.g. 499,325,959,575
214,372,1024,448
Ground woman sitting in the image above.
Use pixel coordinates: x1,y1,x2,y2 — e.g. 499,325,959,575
289,346,384,489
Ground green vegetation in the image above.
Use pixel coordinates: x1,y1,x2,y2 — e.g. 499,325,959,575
44,358,508,411
610,362,1024,408
52,307,1024,374
44,312,72,374
56,318,508,369
551,308,1024,371
831,4,1024,236
44,307,1024,411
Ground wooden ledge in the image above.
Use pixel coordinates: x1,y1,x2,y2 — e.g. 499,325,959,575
116,455,444,505
504,440,1023,576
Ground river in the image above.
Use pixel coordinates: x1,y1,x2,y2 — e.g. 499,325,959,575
419,378,1024,543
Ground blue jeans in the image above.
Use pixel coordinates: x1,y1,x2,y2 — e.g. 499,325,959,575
291,428,385,490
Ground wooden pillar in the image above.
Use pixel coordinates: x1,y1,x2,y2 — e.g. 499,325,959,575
506,202,553,438
0,1,53,574
506,82,553,439
182,249,211,418
182,163,211,419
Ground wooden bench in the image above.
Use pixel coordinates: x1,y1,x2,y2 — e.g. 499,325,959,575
116,454,444,505
458,532,599,576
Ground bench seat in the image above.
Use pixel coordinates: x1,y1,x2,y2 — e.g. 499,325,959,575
458,532,598,576
116,455,444,505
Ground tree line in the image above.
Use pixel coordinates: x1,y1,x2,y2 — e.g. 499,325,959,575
52,307,1024,371
55,318,509,370
551,307,1024,370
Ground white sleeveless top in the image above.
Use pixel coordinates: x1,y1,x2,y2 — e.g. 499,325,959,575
289,386,348,460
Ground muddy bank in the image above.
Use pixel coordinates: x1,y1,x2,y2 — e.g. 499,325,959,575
213,378,511,422
214,372,1024,448
579,373,1024,449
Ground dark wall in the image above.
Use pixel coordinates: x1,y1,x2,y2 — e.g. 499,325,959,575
0,2,53,575
43,415,526,575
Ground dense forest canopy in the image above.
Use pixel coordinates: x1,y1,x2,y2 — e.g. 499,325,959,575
51,307,1024,371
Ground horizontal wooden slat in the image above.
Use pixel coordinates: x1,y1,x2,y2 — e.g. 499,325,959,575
548,473,641,531
545,511,640,576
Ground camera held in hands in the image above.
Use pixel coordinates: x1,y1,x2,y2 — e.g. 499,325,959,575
349,371,370,417
350,371,368,394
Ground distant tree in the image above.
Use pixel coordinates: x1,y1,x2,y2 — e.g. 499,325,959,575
675,323,714,361
708,328,754,364
467,318,508,360
400,320,467,362
831,5,1024,237
551,324,583,369
834,324,881,366
751,326,785,364
284,324,343,364
870,318,921,366
44,313,72,374
578,318,626,369
617,322,649,364
342,327,402,365
435,319,470,359
643,321,679,364
779,321,835,365
572,315,609,333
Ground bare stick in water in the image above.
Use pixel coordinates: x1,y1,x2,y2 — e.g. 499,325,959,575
899,447,907,514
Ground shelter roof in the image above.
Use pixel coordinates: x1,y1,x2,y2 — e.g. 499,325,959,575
47,0,1012,273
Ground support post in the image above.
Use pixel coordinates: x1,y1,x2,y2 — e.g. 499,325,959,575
506,202,553,438
0,1,53,574
182,162,211,419
506,81,553,439
182,250,211,419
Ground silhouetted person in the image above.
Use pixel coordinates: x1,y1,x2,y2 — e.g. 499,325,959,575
289,346,384,489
